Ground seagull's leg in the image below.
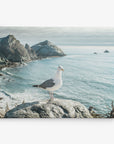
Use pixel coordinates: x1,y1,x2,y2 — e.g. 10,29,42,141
51,92,54,101
48,92,54,103
47,92,52,103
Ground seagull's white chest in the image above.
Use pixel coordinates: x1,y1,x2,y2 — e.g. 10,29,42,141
46,79,62,92
46,70,63,92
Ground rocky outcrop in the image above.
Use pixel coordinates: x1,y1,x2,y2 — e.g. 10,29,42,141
0,35,32,62
93,52,97,54
0,35,38,69
0,73,3,76
0,56,8,69
5,98,92,118
0,36,66,69
25,43,37,60
31,40,65,58
104,50,109,53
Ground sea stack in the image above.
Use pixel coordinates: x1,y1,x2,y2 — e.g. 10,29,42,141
93,52,97,54
104,50,109,53
31,40,66,58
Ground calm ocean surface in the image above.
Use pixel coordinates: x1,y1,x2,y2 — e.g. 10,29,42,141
0,46,114,114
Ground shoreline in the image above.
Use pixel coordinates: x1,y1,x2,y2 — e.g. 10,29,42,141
0,91,113,118
0,55,65,71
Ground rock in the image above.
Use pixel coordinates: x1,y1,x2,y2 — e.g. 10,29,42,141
0,109,5,118
110,101,114,118
110,111,114,118
31,40,65,58
88,106,104,118
104,50,109,53
0,73,3,76
0,99,8,118
93,52,97,54
5,99,92,118
0,35,31,62
25,43,37,60
0,97,3,100
0,57,7,68
25,43,31,50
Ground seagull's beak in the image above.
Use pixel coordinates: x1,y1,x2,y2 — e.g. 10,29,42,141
61,68,64,71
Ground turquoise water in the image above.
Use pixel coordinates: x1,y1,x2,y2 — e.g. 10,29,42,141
1,46,114,114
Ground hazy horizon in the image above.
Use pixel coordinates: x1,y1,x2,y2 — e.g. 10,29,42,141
0,27,114,46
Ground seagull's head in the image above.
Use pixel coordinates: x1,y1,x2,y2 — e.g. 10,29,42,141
58,65,64,71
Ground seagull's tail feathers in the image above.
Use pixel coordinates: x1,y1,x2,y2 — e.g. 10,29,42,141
33,85,39,88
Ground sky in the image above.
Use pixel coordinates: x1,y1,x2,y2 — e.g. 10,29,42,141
0,0,114,46
0,0,114,27
0,27,114,46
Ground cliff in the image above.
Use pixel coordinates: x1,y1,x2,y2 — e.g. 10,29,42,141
0,35,32,62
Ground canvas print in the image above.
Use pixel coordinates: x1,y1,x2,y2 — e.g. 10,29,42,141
0,27,114,118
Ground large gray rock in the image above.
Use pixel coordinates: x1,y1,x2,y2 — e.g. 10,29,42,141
31,40,65,58
5,99,92,118
0,35,31,62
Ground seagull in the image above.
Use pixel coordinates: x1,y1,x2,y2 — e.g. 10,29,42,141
33,65,64,102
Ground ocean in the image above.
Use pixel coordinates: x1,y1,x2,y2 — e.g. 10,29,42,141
0,45,114,115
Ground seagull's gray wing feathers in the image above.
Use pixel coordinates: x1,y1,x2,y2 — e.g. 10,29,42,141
39,79,55,89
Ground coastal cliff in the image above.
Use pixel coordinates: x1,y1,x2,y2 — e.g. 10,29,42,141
0,35,32,63
0,35,65,69
5,98,92,118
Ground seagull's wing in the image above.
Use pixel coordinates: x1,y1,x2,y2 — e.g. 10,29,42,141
39,79,55,89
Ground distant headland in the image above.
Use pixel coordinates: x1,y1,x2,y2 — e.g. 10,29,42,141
0,35,65,70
